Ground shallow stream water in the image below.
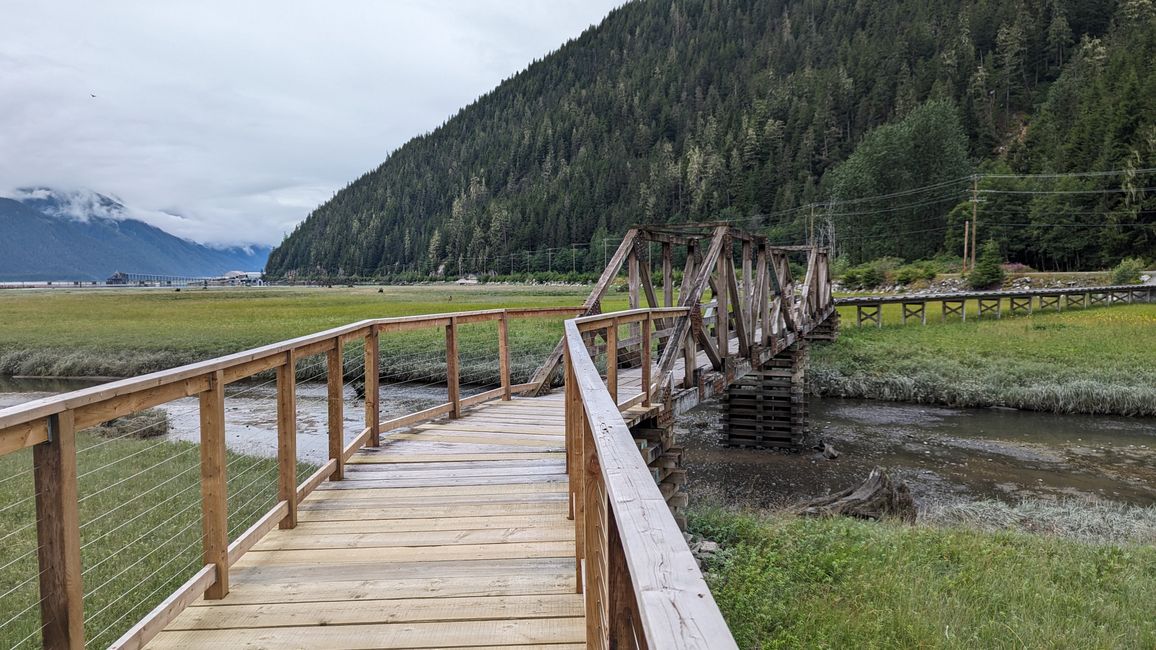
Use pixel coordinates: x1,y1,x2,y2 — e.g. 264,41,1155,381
679,397,1156,509
3,376,1153,508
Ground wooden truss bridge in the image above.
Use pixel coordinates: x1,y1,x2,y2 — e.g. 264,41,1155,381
0,223,838,649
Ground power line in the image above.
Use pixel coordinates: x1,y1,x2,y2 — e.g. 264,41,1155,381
983,168,1156,179
979,187,1156,195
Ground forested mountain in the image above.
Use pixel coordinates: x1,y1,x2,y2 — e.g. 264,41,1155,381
266,0,1156,277
0,189,269,281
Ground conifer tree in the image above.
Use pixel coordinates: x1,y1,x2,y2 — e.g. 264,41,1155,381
968,240,1006,289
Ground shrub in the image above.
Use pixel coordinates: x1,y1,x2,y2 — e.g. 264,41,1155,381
1111,257,1146,285
839,257,904,289
967,240,1005,289
894,262,937,285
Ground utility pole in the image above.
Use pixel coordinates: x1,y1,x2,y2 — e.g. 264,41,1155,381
571,244,576,274
809,204,816,247
963,220,970,273
547,249,552,273
970,176,979,272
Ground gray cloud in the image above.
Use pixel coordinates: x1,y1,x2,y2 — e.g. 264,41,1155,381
0,0,624,246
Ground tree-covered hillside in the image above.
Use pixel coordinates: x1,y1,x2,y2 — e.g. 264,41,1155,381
266,0,1156,277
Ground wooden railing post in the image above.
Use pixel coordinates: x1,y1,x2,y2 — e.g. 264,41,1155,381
565,346,579,521
662,243,673,308
564,338,587,595
641,313,652,406
608,509,640,649
605,321,618,405
742,239,753,340
683,251,697,390
583,423,608,647
276,352,297,529
498,311,511,401
364,329,380,446
327,340,344,481
446,316,460,419
683,311,697,390
566,342,589,606
716,244,730,364
199,370,229,599
33,411,84,649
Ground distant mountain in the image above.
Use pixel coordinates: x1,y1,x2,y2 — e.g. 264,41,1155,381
0,189,270,282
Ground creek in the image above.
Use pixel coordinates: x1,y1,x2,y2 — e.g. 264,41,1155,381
3,376,1153,509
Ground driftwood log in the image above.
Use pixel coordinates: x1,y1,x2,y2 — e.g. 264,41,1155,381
798,466,916,523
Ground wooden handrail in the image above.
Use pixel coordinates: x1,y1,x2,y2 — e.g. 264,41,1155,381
0,305,583,650
564,315,737,649
0,306,582,446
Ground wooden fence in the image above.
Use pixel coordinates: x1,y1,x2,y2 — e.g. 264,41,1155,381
0,306,580,649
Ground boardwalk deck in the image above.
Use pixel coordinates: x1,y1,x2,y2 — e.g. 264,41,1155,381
147,396,584,650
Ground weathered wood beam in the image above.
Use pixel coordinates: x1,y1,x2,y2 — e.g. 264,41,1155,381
528,229,639,394
726,254,750,357
715,239,730,367
662,243,673,308
654,226,728,390
755,245,770,349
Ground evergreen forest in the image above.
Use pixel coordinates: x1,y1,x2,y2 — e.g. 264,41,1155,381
265,0,1156,278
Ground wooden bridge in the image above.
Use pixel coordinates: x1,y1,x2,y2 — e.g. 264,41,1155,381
13,225,1150,648
838,284,1154,327
0,224,837,649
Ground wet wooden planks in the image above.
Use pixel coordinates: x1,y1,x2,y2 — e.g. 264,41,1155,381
148,397,582,649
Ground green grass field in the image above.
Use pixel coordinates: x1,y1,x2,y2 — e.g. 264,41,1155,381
815,303,1156,415
691,507,1156,649
0,285,623,379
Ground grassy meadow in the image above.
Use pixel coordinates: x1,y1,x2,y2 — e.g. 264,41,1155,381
816,302,1156,415
0,284,624,379
691,507,1156,649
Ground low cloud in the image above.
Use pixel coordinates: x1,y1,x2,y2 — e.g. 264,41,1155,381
0,0,624,246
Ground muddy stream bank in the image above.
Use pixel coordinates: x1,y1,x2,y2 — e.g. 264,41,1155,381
680,397,1156,510
3,376,1153,511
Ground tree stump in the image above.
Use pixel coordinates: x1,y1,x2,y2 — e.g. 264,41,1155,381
798,466,916,523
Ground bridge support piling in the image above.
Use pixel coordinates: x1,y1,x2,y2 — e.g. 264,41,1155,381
630,409,687,530
1010,295,1033,315
942,299,966,322
1039,294,1061,312
806,309,841,341
723,342,808,450
856,304,881,328
978,297,1001,319
902,302,926,325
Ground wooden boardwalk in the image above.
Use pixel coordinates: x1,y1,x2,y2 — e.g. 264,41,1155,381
149,395,584,649
5,223,800,649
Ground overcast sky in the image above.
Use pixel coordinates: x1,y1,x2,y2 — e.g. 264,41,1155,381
0,1,625,247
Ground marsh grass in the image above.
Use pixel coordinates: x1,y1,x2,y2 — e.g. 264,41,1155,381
691,507,1156,649
0,285,616,379
922,499,1156,546
0,433,316,647
814,304,1156,415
